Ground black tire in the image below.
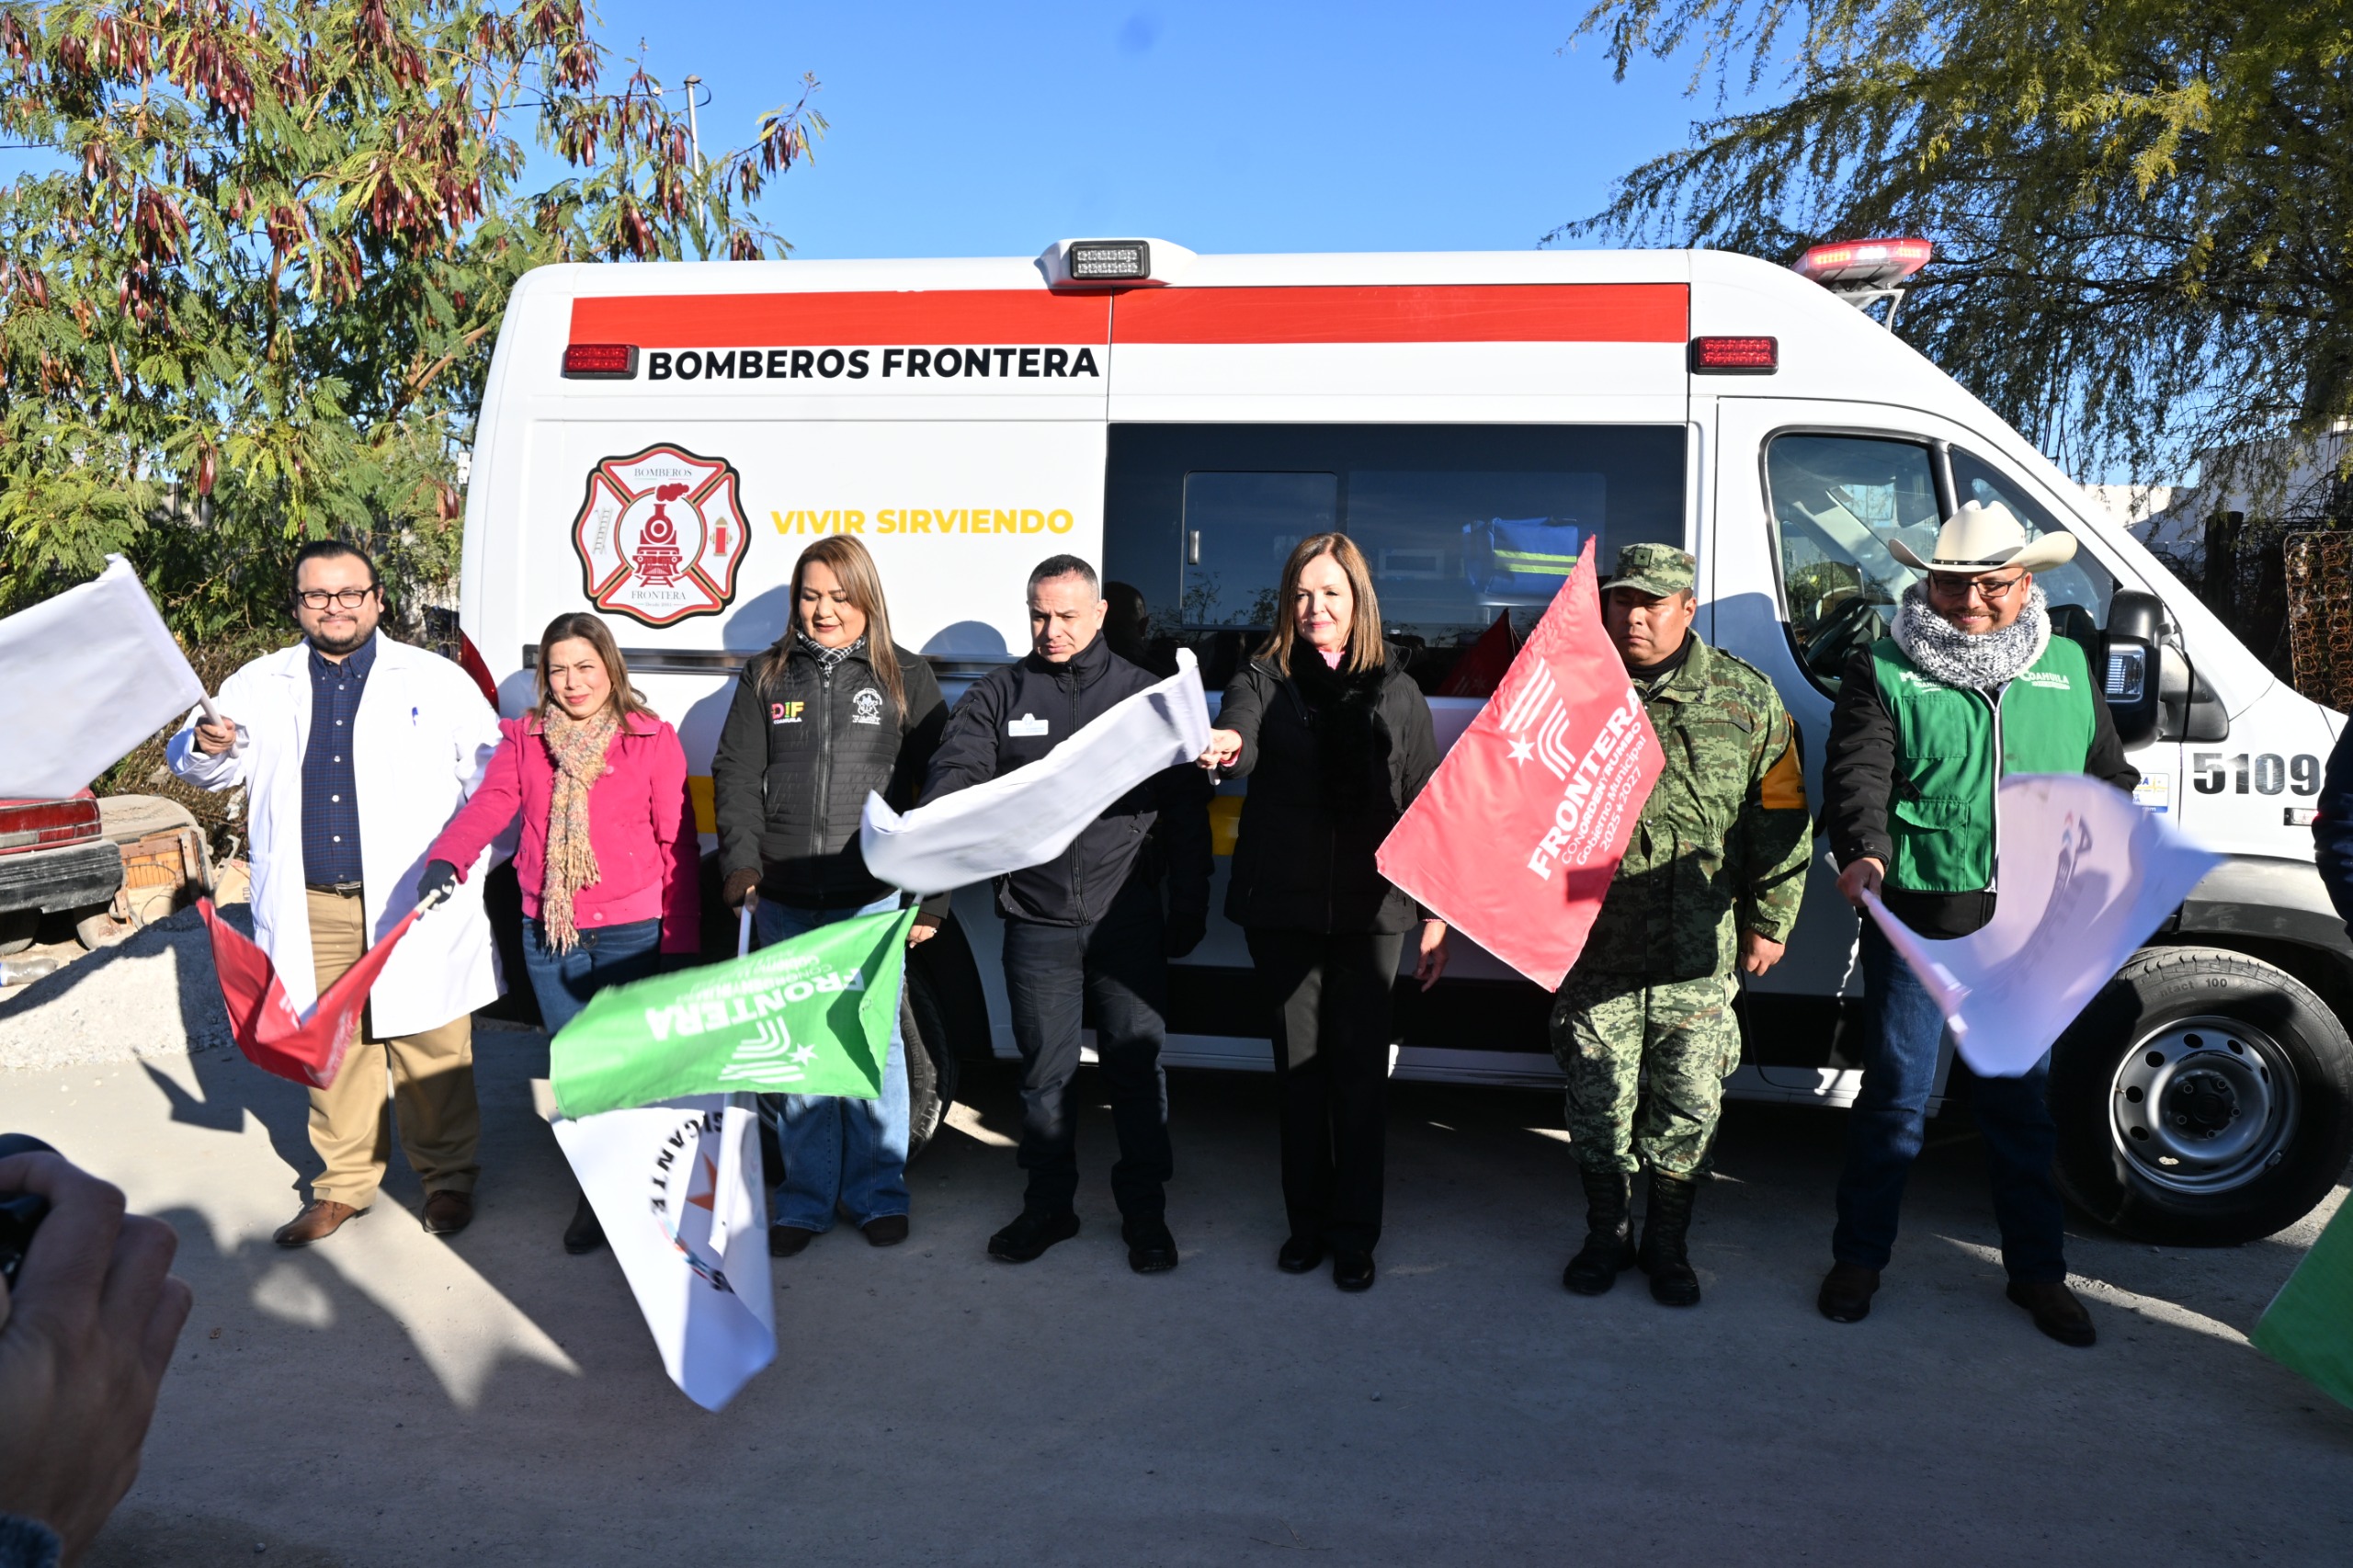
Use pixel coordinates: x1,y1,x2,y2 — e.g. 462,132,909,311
901,968,961,1164
2051,945,2353,1245
0,910,35,957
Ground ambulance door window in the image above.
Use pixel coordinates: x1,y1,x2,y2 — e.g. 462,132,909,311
1763,434,1942,692
1947,447,2116,630
1181,472,1338,630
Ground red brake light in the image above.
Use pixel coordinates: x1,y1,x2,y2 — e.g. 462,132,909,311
562,343,639,380
0,796,103,853
1793,237,1932,289
1690,335,1779,374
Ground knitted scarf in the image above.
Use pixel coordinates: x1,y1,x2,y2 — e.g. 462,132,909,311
1891,581,2052,690
540,707,620,952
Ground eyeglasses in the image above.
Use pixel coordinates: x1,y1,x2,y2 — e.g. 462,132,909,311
1926,572,2025,603
295,586,378,610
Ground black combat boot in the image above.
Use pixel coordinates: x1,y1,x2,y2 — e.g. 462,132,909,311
1562,1167,1635,1295
1635,1173,1701,1307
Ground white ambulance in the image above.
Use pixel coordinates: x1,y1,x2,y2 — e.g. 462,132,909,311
459,237,2352,1245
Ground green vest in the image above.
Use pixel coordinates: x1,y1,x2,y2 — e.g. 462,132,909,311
1868,632,2097,893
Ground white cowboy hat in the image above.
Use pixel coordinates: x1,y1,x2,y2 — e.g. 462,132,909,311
1886,500,2078,574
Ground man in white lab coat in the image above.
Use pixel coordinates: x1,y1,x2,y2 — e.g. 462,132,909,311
169,541,506,1245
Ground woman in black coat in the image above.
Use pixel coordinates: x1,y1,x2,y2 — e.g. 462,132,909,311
1199,532,1449,1291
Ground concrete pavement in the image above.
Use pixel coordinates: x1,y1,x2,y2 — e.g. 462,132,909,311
6,1022,2347,1567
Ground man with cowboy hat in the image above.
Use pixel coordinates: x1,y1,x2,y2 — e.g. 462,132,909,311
1817,501,2139,1345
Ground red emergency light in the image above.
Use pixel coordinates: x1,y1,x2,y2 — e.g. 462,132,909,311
1793,237,1933,290
562,343,639,380
1689,335,1779,374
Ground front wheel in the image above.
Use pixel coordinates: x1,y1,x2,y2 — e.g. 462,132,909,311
2050,946,2353,1245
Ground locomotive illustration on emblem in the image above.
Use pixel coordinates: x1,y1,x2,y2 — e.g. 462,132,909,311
572,443,751,627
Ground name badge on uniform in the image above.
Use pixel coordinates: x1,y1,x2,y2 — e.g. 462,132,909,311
1007,713,1050,738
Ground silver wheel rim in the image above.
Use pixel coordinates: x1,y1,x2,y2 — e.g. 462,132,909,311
2109,1015,2299,1195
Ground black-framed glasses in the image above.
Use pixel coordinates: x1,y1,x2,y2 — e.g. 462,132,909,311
295,586,378,610
1926,571,2025,603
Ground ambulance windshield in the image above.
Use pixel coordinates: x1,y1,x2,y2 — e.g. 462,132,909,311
1105,424,1687,694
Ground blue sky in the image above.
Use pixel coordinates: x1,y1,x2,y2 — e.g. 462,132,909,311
565,1,1758,260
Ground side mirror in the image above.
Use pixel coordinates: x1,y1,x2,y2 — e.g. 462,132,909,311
2099,634,2160,747
2098,590,2166,748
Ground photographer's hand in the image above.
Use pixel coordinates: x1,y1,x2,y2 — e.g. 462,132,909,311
0,1153,192,1566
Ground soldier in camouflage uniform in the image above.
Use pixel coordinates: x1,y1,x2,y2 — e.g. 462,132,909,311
1552,543,1813,1306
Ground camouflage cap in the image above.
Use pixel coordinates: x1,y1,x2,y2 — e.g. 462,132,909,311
1599,541,1696,597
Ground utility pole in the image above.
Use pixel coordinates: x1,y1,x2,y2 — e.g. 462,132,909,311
683,74,704,172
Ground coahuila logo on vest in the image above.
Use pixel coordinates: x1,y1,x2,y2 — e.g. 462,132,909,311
574,444,751,626
641,960,870,1087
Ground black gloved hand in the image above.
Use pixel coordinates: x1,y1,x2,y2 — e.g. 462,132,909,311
418,859,461,905
1164,907,1208,959
722,868,762,912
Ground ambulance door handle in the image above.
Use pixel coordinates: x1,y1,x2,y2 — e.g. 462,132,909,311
1188,529,1200,565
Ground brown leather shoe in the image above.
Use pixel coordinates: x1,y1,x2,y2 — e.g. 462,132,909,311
421,1189,474,1236
2006,1279,2097,1347
274,1199,364,1247
1817,1262,1881,1323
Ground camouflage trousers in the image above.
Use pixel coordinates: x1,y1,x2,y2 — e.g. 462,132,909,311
1549,970,1742,1180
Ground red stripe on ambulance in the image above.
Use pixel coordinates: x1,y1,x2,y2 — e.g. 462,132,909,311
1109,283,1688,344
570,290,1111,347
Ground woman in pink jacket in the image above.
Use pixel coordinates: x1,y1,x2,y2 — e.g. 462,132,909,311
422,611,700,1253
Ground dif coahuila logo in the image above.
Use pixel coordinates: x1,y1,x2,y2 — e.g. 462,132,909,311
574,444,751,626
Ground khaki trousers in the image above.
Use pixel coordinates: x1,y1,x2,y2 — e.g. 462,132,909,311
304,889,480,1208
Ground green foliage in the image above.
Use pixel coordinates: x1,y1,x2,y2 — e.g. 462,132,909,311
1558,1,2353,486
0,0,824,637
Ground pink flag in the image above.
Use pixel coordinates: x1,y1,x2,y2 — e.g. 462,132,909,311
1376,548,1663,989
197,897,423,1089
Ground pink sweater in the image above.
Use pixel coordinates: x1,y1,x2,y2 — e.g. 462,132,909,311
429,711,702,953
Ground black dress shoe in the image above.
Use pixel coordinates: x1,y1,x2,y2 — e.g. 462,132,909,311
768,1224,818,1257
862,1214,910,1247
988,1209,1080,1263
563,1193,606,1255
1278,1235,1325,1274
1333,1250,1375,1292
2006,1279,2097,1347
1123,1217,1179,1274
1818,1262,1880,1324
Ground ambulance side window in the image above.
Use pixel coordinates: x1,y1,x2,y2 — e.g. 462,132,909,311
1764,434,1942,692
1948,448,2115,627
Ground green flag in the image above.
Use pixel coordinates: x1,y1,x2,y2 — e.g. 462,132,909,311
550,907,915,1119
2250,1197,2353,1412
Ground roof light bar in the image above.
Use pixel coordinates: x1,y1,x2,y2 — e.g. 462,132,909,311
1690,335,1779,374
562,343,639,380
1792,237,1932,291
1065,240,1153,282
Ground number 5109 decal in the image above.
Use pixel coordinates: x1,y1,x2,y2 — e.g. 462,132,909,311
2190,752,2322,795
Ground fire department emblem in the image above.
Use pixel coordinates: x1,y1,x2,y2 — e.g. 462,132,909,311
573,444,751,627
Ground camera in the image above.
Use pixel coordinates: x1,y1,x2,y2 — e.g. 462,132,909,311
0,1132,58,1290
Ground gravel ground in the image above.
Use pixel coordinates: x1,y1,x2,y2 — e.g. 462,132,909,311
0,902,242,1071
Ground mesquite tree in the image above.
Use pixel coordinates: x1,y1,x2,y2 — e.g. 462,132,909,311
0,0,824,633
1557,1,2353,497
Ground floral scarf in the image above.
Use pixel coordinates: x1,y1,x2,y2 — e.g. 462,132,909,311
540,706,620,951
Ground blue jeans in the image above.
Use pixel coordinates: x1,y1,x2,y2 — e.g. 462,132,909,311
520,916,666,1034
1832,919,2068,1283
754,893,911,1231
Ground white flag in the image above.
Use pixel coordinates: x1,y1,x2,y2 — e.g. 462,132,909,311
0,555,205,798
1862,773,2223,1076
860,647,1213,896
543,1088,776,1411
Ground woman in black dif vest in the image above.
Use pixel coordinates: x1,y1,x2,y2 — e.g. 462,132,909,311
1199,533,1449,1291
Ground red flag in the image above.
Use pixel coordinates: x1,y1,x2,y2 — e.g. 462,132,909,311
196,897,424,1088
1435,609,1520,699
1376,548,1662,989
